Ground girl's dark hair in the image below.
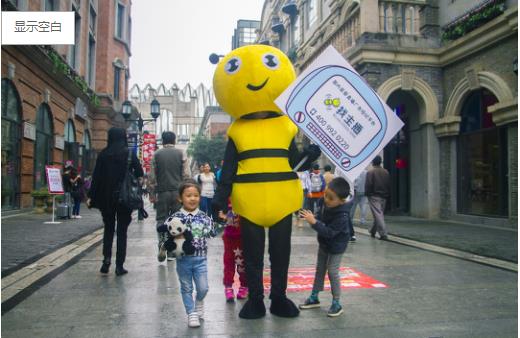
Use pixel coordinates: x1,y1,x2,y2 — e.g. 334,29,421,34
328,177,350,199
179,179,201,196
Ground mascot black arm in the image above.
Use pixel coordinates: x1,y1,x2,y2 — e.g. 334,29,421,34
288,140,321,171
212,139,238,216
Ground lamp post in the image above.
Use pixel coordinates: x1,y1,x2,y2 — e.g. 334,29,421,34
121,99,160,162
121,99,160,131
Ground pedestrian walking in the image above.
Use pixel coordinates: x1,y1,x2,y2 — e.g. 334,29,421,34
198,163,216,215
69,167,83,219
87,127,144,276
307,164,326,215
298,177,351,317
219,200,248,302
148,131,189,262
322,164,335,186
350,167,369,231
62,162,73,218
365,156,391,240
156,181,223,328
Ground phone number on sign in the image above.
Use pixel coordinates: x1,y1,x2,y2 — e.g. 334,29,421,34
309,110,350,152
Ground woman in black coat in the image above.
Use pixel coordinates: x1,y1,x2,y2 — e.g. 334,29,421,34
87,127,143,276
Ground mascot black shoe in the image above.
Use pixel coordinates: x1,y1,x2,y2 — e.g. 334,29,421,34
211,44,321,320
239,298,266,319
270,296,300,318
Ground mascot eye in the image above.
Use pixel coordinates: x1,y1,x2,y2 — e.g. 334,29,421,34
262,53,279,70
225,57,241,74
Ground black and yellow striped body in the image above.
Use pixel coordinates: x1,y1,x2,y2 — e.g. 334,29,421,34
228,115,303,227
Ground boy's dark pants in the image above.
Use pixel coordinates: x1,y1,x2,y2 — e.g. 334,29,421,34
240,214,299,318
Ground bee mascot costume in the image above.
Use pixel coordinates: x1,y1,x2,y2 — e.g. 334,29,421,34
211,45,320,319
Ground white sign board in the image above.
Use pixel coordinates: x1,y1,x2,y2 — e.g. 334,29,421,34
23,121,36,140
55,135,65,150
275,45,404,182
45,166,64,194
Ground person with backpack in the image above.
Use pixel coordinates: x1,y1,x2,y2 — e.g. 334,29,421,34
307,164,326,215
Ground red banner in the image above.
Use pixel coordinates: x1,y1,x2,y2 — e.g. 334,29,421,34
142,134,156,172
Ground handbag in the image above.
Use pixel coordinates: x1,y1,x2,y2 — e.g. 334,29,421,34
118,151,143,210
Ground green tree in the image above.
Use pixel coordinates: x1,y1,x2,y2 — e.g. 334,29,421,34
187,134,227,169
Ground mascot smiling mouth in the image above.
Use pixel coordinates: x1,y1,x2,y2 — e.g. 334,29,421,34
247,78,269,91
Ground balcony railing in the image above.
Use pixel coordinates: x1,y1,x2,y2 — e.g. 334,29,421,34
378,1,420,35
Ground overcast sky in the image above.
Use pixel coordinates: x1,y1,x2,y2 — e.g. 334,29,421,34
129,0,265,90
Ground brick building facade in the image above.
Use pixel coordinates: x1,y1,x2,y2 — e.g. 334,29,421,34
1,0,133,210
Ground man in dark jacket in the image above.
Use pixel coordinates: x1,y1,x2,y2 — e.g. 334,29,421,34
365,155,391,240
148,131,190,262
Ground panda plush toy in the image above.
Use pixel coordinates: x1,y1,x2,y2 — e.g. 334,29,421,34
161,215,195,257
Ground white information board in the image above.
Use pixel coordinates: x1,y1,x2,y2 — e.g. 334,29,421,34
45,166,64,194
275,45,404,181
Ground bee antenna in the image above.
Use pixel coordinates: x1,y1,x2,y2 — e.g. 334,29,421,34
209,53,224,65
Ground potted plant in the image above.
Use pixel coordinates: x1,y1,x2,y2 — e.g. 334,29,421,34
31,186,50,213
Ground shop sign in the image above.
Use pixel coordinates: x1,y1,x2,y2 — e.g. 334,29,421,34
142,134,156,172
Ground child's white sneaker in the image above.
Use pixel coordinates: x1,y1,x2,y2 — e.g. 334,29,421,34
195,300,204,320
188,312,200,328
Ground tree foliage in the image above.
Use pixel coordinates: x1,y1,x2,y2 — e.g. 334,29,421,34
187,134,227,168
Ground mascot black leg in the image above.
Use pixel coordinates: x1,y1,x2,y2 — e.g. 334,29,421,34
239,217,267,319
268,214,300,318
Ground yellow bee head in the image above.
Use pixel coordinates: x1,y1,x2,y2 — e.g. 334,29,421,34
212,44,296,119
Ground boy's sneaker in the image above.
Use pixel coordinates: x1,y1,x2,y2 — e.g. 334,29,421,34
188,312,200,328
350,235,357,242
299,296,320,309
75,215,82,219
225,287,235,302
327,302,344,317
236,286,248,299
157,243,166,262
195,300,204,320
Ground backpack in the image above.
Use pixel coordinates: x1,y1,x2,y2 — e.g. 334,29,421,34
310,173,323,193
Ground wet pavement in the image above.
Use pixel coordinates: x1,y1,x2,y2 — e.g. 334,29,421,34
1,207,517,337
1,206,103,275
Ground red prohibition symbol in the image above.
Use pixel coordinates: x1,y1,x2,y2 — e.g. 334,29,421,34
341,158,351,168
294,111,305,123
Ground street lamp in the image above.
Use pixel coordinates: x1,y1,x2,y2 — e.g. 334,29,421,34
121,99,160,132
121,99,161,165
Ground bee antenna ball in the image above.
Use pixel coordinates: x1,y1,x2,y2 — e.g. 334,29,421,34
209,53,223,65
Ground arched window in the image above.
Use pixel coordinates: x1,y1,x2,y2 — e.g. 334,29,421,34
80,130,92,176
63,119,77,166
34,104,54,189
1,79,22,209
457,88,508,216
